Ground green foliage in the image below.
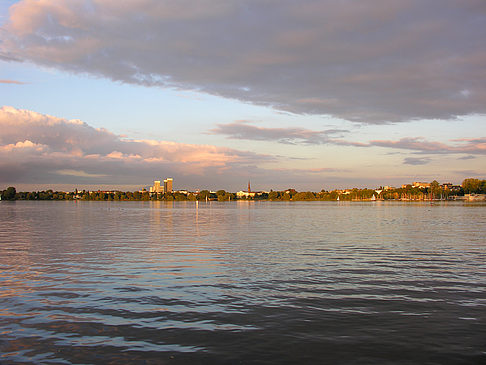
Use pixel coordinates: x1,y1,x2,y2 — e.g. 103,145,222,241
268,191,279,200
462,178,486,194
174,192,187,201
293,191,316,201
1,186,16,200
197,190,211,200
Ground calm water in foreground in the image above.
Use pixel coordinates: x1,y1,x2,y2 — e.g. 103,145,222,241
0,201,485,364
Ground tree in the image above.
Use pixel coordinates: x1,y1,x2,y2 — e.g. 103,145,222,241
2,186,17,200
481,180,486,194
268,191,279,200
293,191,316,201
174,192,188,201
430,180,441,199
462,178,481,194
198,190,211,200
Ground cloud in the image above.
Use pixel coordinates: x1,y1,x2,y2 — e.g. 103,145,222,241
453,170,485,178
403,157,431,165
57,169,108,178
458,155,476,160
370,137,486,155
211,122,486,154
1,106,483,190
0,79,25,84
0,106,274,187
0,106,364,190
265,167,346,175
2,0,486,123
209,121,352,145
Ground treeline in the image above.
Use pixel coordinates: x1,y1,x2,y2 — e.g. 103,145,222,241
380,185,451,201
266,189,376,201
462,178,486,194
1,178,484,202
0,188,198,201
0,188,232,202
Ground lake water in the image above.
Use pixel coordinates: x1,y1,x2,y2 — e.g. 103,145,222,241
0,201,485,364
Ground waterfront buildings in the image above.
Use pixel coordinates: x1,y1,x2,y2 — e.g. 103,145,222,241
400,182,431,189
235,180,269,198
465,193,486,201
164,178,173,193
149,180,163,193
236,180,255,198
413,182,431,189
236,190,256,198
150,178,173,194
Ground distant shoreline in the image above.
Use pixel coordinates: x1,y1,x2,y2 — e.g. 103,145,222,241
1,178,485,202
2,197,485,203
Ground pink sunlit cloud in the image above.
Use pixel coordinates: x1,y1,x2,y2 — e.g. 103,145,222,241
0,106,275,188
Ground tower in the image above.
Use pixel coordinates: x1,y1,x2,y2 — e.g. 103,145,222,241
164,178,173,193
248,180,251,193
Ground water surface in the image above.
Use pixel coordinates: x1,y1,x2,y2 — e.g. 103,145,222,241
0,201,485,364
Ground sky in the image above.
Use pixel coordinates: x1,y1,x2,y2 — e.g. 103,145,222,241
0,0,485,192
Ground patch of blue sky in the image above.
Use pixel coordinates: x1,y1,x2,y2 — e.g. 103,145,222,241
0,1,17,25
0,60,264,138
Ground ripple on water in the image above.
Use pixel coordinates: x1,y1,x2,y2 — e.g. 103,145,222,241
0,201,485,364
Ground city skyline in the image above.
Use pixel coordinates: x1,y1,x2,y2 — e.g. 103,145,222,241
1,177,473,196
1,1,485,191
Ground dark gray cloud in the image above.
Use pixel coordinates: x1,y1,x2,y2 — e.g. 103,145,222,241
403,157,431,165
2,0,486,123
209,121,351,144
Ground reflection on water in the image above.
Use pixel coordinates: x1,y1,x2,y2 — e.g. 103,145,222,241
0,201,485,364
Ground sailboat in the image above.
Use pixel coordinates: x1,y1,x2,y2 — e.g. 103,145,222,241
371,194,376,201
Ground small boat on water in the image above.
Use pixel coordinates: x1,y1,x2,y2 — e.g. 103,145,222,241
371,194,376,201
